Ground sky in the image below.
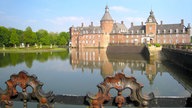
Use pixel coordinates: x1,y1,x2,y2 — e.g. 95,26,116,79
0,0,192,33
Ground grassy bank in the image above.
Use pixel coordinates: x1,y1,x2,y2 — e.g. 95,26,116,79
0,46,68,53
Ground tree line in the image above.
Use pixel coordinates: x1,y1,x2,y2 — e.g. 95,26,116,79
0,26,70,47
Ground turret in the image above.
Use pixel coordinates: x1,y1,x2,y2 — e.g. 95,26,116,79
100,5,114,34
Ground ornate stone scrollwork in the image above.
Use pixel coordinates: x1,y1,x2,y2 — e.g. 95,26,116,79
87,72,154,107
0,71,54,108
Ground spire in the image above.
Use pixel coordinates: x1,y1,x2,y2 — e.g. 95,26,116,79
101,5,113,21
146,10,157,23
105,5,109,13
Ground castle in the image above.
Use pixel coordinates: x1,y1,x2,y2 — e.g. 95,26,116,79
70,6,191,48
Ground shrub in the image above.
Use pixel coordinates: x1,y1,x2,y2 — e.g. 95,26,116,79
155,43,161,47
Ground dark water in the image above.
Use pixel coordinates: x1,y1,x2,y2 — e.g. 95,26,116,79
0,48,191,97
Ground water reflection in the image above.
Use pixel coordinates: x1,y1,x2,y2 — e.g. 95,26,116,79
0,48,191,96
70,48,191,96
0,51,69,68
70,48,160,84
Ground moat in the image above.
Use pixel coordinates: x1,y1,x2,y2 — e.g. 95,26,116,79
0,48,191,98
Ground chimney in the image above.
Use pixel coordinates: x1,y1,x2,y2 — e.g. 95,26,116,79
121,21,124,24
91,22,93,26
131,22,133,27
188,23,191,29
81,23,84,27
181,19,184,25
161,21,163,25
141,22,143,26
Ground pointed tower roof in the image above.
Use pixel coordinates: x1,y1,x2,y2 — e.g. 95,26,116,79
101,5,113,21
146,10,157,23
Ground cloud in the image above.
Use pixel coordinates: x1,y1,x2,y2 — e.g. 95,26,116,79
110,6,136,13
46,16,85,26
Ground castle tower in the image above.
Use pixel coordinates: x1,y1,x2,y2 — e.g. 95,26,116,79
100,5,114,34
100,5,114,48
146,10,157,44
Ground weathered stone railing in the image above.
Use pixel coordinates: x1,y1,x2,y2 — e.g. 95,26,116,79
0,71,54,108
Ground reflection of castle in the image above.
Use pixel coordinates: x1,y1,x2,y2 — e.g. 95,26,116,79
70,48,165,83
70,6,191,48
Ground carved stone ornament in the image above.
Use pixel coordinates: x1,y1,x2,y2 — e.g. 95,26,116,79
0,71,54,108
87,72,154,108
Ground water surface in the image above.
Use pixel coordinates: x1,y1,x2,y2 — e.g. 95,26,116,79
0,48,191,97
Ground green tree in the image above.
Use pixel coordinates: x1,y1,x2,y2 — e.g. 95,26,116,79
23,26,37,46
0,26,10,47
9,29,19,47
57,32,70,45
49,32,58,45
36,29,50,45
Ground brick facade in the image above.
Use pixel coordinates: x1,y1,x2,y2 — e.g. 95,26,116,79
70,6,191,48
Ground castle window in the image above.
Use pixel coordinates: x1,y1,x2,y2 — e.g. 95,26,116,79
176,29,179,33
170,29,172,33
183,29,185,33
142,30,144,34
131,30,134,34
182,39,185,43
137,30,139,34
164,29,166,34
149,26,152,31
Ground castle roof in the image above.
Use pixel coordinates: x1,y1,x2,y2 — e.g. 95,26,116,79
111,22,128,34
146,10,157,23
101,5,113,21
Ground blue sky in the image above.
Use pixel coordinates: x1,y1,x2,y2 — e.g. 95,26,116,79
0,0,191,32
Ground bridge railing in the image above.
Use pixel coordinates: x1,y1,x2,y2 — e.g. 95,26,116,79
162,44,192,52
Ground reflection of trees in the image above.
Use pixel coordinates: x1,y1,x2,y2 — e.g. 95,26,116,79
24,53,36,68
36,52,50,63
0,50,69,68
9,53,22,66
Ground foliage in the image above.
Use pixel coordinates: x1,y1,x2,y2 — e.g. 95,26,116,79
9,29,19,46
23,26,37,45
148,44,152,47
0,26,10,47
0,25,70,47
155,43,161,47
